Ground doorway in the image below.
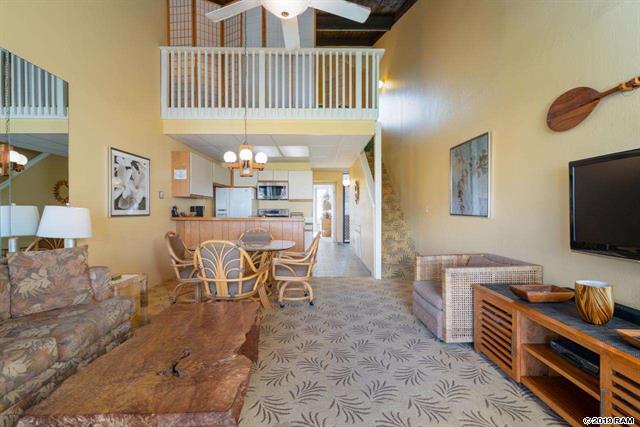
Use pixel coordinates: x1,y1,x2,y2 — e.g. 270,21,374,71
312,184,336,241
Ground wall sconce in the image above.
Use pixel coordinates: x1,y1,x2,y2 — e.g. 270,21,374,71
342,172,351,187
0,144,28,176
378,80,386,90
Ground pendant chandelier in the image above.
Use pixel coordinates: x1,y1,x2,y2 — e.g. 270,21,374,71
223,144,268,177
223,44,268,177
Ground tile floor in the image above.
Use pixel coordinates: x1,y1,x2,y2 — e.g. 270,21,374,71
314,239,370,277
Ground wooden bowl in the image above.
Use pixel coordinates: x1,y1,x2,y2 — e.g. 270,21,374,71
509,284,575,303
616,329,640,349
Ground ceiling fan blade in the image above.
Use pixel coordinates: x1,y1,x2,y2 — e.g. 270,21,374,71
310,0,371,23
205,0,261,22
281,17,301,50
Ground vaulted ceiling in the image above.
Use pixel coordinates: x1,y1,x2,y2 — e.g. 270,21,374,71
210,0,418,46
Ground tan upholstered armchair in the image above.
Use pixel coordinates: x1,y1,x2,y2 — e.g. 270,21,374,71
272,232,321,307
413,254,542,343
194,240,270,308
165,231,201,303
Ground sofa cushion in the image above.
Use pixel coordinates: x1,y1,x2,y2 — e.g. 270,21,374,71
0,261,10,321
8,246,93,317
0,337,58,397
466,255,504,267
413,293,443,340
0,297,133,361
412,280,443,310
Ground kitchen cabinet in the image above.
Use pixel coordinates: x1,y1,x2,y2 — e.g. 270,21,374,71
258,170,289,182
273,170,289,181
288,170,313,200
172,151,213,198
257,170,274,181
233,170,258,187
212,162,231,186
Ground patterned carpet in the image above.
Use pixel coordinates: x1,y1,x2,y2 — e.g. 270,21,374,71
239,277,566,427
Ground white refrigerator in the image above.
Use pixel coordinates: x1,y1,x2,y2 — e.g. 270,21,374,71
215,188,257,218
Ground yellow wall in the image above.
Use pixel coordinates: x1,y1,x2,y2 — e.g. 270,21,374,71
0,0,204,285
377,0,640,307
349,157,374,272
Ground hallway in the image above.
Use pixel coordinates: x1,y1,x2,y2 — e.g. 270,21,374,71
313,238,371,277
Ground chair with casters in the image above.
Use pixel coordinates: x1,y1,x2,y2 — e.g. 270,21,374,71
272,232,321,307
239,227,273,267
165,231,202,303
194,240,270,308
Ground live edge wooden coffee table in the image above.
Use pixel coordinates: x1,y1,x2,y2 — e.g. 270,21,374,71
19,302,260,427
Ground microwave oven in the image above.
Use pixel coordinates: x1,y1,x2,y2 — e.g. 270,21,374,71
257,182,288,200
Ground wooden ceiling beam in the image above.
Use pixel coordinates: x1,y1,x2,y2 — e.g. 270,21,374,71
316,14,394,32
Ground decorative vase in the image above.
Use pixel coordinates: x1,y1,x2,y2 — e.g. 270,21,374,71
574,280,614,325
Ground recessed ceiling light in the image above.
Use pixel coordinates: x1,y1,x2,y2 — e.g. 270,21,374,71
279,146,309,157
254,146,282,157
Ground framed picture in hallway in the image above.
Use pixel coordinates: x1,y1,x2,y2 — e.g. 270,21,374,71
450,132,491,217
109,147,150,217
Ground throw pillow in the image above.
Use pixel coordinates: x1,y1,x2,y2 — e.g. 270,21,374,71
8,246,93,317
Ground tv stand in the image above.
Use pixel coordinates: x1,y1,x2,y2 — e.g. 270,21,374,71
474,284,640,427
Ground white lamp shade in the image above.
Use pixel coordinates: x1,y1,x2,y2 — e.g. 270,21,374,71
254,152,268,164
223,151,237,163
37,206,92,239
239,148,253,161
0,205,40,237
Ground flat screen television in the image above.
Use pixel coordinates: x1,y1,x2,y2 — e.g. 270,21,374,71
569,148,640,261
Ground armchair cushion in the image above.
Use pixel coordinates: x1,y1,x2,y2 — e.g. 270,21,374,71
8,246,93,317
412,280,442,310
0,261,9,321
0,337,58,397
0,297,133,361
88,266,114,302
274,264,309,278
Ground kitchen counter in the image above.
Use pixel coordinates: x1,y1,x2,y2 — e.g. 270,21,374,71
173,217,305,251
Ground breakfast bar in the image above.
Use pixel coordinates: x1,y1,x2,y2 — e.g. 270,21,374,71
172,217,305,251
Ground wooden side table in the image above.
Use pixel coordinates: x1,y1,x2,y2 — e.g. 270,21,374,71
112,274,149,326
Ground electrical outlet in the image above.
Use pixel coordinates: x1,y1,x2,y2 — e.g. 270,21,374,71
158,191,165,199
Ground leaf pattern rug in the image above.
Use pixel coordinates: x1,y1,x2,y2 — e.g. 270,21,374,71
239,277,567,427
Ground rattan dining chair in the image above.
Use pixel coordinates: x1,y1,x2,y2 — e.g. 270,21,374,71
165,231,202,303
239,227,273,267
194,240,270,308
272,232,321,307
25,237,64,252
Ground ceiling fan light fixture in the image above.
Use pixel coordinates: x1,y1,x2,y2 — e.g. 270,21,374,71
262,0,309,20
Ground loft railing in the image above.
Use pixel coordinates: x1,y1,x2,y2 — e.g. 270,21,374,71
0,49,68,119
160,46,384,120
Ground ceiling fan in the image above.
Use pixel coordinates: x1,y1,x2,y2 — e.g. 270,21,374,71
206,0,371,49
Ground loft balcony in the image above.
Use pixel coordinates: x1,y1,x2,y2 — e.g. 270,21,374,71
160,46,384,121
0,49,68,120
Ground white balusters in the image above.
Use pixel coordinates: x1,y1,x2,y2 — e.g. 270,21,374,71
159,46,383,120
0,50,67,119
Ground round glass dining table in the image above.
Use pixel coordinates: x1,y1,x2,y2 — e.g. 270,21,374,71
234,239,296,252
234,240,296,309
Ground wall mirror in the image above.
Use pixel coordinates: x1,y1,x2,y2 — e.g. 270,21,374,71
0,48,69,254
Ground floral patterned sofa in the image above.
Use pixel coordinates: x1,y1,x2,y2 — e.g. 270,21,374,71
0,246,134,426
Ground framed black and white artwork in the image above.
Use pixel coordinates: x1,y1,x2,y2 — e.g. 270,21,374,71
109,147,150,216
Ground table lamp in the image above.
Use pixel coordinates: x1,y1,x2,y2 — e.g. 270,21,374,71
37,206,92,249
0,205,40,252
